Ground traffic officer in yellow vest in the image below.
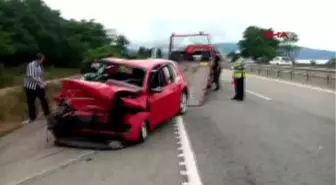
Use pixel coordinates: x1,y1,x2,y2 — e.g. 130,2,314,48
231,50,245,101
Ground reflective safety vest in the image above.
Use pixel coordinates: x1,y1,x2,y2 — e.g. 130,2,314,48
233,57,246,78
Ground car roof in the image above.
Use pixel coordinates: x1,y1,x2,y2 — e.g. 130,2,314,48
102,57,172,69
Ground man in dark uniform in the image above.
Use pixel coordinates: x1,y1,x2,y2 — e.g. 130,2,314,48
231,50,245,101
212,54,222,91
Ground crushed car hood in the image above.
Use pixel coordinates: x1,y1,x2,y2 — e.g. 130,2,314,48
59,79,142,107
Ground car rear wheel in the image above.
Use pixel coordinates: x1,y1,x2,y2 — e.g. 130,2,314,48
179,92,188,115
138,121,149,143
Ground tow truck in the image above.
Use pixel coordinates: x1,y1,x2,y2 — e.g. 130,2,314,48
168,32,218,106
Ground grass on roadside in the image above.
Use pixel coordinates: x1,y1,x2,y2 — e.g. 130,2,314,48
0,82,62,135
0,65,78,89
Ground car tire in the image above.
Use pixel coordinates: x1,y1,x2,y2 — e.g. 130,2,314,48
179,92,188,115
138,121,149,143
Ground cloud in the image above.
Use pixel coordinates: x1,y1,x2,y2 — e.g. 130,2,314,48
44,0,336,51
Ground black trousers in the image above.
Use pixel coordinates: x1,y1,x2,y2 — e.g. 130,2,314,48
25,87,50,121
233,77,245,100
213,69,221,89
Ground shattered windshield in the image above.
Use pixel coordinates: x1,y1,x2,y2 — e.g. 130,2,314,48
85,61,146,88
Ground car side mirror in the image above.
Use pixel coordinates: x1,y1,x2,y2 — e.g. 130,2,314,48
150,87,163,93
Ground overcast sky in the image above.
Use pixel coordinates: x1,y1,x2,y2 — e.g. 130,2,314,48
44,0,335,51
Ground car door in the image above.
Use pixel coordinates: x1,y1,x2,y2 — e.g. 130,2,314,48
147,68,168,127
166,63,182,114
147,65,178,127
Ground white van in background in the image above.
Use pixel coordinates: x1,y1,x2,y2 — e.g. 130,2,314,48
269,56,293,65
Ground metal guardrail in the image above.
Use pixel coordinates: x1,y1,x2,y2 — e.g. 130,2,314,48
247,64,336,73
286,64,335,69
246,65,335,90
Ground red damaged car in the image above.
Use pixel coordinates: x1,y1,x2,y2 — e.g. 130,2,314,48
47,58,189,147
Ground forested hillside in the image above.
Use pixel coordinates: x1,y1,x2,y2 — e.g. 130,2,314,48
0,0,134,88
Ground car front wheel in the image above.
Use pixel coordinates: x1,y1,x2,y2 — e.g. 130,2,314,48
179,92,188,115
138,121,149,143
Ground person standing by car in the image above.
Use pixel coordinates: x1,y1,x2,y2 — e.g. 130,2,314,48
231,50,245,101
212,54,222,91
23,53,50,123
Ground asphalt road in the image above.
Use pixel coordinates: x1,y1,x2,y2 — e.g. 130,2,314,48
0,70,334,185
0,118,182,185
183,70,335,185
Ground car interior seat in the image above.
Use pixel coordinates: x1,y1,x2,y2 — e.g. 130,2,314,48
131,68,145,86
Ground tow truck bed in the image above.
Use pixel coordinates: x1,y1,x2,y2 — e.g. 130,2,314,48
167,31,217,106
179,61,211,106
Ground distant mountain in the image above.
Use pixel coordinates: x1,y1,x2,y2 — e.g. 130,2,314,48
295,47,335,60
214,43,336,60
213,43,238,54
128,42,336,60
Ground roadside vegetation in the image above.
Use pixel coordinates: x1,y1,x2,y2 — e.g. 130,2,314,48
0,0,155,135
227,26,335,67
327,57,336,65
0,0,131,88
0,65,78,88
0,81,62,136
226,26,300,64
0,0,158,87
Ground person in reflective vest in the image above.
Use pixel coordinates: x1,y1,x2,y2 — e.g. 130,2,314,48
231,50,245,101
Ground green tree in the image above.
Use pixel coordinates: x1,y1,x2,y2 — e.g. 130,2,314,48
238,26,280,63
137,46,151,59
156,48,163,58
84,45,122,63
0,30,15,55
115,35,130,55
327,57,336,65
278,32,300,62
0,0,130,67
226,51,235,59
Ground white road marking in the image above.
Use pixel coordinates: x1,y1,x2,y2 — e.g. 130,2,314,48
8,151,95,185
176,116,203,185
179,161,186,166
180,170,188,175
246,90,272,101
248,73,336,94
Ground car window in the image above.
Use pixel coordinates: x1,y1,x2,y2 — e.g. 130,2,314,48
162,66,174,84
149,70,164,89
167,64,177,81
282,57,291,62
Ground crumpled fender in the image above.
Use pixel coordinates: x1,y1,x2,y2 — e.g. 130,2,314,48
122,112,149,141
121,96,147,110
